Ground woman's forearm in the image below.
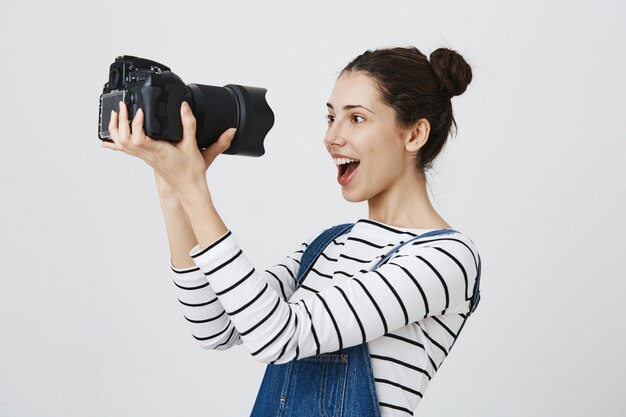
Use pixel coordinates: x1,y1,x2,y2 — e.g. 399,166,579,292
177,179,229,252
154,168,219,268
156,165,227,267
157,193,199,269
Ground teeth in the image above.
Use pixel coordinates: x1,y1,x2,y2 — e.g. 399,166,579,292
333,157,360,166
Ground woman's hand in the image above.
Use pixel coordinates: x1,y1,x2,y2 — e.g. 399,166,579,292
101,101,236,200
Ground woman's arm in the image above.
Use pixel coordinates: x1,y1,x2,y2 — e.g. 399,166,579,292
182,222,479,364
156,171,241,350
155,171,200,269
171,225,322,353
100,101,246,351
169,261,241,350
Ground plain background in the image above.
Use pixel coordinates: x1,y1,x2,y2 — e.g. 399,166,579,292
1,0,625,416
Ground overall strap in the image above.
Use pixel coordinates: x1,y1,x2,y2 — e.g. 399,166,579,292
372,228,461,269
373,228,482,315
296,223,354,286
470,252,482,314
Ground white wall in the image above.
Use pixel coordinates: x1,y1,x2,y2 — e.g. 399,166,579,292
0,0,624,416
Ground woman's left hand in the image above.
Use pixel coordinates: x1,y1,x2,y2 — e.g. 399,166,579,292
101,100,234,199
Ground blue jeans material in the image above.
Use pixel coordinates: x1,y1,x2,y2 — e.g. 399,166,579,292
250,343,382,417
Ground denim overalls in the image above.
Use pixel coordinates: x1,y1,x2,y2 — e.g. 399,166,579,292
249,223,482,417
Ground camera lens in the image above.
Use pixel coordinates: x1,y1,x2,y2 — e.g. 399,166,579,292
188,83,274,156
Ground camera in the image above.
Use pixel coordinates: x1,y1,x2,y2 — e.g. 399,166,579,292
98,55,274,156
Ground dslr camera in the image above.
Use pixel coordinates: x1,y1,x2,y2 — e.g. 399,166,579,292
98,55,274,156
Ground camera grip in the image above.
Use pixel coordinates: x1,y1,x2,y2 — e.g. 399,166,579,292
141,83,188,142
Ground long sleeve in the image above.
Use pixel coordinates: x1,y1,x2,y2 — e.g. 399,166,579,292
170,259,241,350
187,228,479,364
171,228,319,351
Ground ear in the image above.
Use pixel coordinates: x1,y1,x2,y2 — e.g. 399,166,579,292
404,118,430,153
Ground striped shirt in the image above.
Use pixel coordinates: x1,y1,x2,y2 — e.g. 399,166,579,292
170,218,481,416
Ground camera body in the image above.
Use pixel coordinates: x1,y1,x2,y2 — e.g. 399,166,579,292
98,55,274,156
99,56,188,142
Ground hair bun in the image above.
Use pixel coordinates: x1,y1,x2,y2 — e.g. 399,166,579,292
429,48,472,98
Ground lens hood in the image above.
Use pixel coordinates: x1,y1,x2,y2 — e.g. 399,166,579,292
187,83,274,157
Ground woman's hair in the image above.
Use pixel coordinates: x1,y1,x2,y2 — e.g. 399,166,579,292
340,46,472,172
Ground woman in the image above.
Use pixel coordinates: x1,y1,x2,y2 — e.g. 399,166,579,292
102,46,482,416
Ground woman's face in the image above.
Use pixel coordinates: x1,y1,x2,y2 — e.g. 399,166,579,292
324,71,413,203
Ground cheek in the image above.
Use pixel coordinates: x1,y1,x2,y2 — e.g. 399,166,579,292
364,147,398,179
359,130,404,179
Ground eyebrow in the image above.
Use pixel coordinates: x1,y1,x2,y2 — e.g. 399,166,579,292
326,102,375,115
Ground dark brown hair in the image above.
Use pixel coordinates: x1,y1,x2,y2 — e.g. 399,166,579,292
340,46,472,172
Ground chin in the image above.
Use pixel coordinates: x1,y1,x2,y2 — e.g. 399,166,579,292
341,188,369,203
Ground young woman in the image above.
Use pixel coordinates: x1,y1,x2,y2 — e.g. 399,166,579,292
102,46,482,417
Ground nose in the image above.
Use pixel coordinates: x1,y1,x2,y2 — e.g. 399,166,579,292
323,124,347,151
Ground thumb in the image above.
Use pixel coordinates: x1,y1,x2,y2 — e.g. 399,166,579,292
180,101,197,148
201,128,237,167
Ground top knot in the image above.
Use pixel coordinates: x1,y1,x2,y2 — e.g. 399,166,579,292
429,48,473,99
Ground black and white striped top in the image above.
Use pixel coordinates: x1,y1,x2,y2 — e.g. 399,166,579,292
170,218,481,416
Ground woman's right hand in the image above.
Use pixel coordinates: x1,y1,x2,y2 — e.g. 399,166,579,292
155,127,237,199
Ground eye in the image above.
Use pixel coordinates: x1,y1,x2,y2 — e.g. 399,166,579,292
351,114,365,123
326,114,335,124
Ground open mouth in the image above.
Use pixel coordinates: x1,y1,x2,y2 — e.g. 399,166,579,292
339,160,360,178
334,157,361,186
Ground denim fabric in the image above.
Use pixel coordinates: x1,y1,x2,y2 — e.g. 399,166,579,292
249,225,479,417
250,343,382,417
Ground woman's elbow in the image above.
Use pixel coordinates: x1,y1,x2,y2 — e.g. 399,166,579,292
251,351,280,364
194,327,241,351
248,342,295,364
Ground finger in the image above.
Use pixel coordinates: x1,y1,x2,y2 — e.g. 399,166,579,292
107,110,120,148
100,139,118,150
202,128,236,164
108,109,118,138
130,108,146,146
118,101,130,143
180,101,197,148
219,128,237,152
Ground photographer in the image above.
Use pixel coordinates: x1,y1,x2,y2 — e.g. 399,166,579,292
101,46,482,417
